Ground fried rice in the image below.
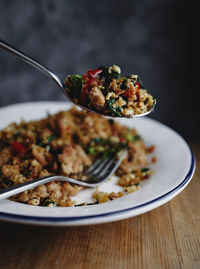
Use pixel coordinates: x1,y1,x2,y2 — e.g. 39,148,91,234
65,65,155,117
0,107,155,207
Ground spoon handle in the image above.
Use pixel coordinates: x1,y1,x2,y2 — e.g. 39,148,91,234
0,39,64,89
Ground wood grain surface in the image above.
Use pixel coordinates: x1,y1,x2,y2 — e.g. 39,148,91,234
0,144,199,269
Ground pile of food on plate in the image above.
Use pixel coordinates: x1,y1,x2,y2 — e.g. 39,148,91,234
0,107,155,207
65,65,155,117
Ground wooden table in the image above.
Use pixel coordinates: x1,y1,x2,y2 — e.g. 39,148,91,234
0,144,199,269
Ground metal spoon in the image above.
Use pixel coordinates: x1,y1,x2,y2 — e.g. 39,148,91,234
0,39,156,118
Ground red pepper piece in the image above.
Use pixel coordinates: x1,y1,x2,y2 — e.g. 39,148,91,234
122,84,135,99
119,136,125,142
87,68,103,78
135,82,140,89
84,77,96,95
65,126,70,132
134,82,140,100
80,89,87,104
11,141,26,154
122,91,128,98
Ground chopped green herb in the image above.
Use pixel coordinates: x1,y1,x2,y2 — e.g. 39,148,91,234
100,142,127,160
42,198,55,207
74,203,87,207
22,169,32,177
2,177,13,187
120,79,128,89
124,133,141,143
110,71,120,79
107,97,122,117
14,132,21,139
133,135,141,142
136,76,144,88
88,147,98,154
36,135,56,147
47,135,56,143
120,84,128,90
97,66,107,78
36,137,46,147
101,87,108,96
141,168,150,173
68,75,83,99
98,65,120,81
84,137,127,160
131,80,135,86
91,137,104,144
108,119,114,125
124,133,132,142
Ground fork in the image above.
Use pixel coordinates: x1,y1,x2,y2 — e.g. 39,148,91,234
0,150,127,200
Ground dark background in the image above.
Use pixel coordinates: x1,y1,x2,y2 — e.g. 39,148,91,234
0,0,197,141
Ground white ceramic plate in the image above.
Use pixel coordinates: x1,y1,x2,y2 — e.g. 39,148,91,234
0,102,195,226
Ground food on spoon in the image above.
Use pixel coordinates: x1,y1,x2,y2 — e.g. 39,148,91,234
65,65,155,117
0,107,155,207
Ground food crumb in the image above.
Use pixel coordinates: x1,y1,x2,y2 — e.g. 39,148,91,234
152,156,157,163
146,145,155,153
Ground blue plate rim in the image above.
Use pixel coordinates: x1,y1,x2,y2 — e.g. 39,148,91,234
0,146,195,223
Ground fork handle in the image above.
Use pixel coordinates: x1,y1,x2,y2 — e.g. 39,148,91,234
0,175,83,201
0,39,64,89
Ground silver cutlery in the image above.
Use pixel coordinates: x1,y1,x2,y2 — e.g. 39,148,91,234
0,150,127,200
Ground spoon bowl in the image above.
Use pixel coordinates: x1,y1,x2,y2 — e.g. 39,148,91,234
69,95,156,118
0,39,156,118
